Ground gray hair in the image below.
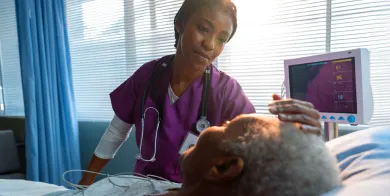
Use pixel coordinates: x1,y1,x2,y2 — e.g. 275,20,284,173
221,116,341,196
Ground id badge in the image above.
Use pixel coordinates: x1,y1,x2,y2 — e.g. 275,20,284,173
179,132,198,155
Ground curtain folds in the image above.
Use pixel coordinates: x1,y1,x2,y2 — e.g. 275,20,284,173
15,0,81,186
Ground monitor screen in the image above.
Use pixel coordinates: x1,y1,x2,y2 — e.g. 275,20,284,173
289,57,357,114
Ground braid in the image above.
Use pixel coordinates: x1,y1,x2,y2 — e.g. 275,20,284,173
174,0,238,48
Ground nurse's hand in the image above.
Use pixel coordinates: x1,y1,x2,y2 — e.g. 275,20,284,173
268,94,322,135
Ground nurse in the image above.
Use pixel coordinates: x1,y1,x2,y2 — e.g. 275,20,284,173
79,0,322,185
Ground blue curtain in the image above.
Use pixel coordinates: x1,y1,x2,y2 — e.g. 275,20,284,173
15,0,81,186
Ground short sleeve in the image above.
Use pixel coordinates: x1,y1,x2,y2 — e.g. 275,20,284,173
221,79,256,121
110,76,137,124
109,58,159,124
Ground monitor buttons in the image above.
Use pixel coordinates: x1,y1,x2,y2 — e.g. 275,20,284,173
322,116,327,120
338,116,345,121
330,116,336,120
347,115,356,123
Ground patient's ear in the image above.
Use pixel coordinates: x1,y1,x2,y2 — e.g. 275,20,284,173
204,157,244,182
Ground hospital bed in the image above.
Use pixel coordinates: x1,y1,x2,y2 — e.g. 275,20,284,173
0,125,389,196
323,126,390,196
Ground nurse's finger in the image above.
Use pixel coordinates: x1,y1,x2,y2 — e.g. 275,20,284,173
272,94,282,100
300,124,322,136
278,113,322,129
269,104,321,119
269,99,314,109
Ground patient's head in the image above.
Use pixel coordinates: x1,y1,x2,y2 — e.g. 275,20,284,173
177,114,341,196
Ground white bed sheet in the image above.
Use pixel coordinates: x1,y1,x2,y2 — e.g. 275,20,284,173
0,179,68,196
0,175,182,196
44,175,182,196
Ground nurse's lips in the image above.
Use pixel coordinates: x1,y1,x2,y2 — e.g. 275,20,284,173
194,50,210,60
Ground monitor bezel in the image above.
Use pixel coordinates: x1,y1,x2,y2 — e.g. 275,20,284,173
284,48,366,124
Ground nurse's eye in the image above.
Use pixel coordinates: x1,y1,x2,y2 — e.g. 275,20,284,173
218,37,228,44
197,24,209,33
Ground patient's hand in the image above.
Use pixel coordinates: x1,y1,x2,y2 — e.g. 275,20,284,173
268,94,322,135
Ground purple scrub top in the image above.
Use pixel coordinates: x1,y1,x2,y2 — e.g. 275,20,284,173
109,54,256,183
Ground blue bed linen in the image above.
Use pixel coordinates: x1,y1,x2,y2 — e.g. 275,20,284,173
322,126,390,196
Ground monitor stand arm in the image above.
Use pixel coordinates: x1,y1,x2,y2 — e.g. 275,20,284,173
324,122,339,141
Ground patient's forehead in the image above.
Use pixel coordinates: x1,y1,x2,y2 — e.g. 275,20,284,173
195,114,299,154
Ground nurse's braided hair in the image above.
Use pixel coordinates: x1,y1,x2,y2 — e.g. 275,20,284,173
174,0,237,48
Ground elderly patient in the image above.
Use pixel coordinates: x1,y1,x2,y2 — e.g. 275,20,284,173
170,113,341,196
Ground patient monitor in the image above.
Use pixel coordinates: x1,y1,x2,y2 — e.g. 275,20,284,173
284,48,373,128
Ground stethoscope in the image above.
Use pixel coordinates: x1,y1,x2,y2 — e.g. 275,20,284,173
136,57,211,162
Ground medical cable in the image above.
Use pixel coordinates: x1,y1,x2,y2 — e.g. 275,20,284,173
62,170,149,190
61,170,177,196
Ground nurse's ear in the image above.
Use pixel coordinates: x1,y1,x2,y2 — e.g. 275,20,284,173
204,156,244,182
175,20,185,34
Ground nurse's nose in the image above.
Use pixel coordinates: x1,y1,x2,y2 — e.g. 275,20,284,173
202,36,215,51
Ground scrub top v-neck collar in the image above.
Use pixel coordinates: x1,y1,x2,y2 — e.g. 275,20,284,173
168,84,179,105
166,66,210,107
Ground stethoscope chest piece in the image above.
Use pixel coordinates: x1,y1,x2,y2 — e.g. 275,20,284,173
196,117,210,133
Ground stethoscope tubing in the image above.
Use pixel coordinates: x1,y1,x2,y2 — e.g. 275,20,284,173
136,57,211,162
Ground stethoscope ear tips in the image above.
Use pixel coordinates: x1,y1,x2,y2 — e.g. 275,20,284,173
136,154,156,162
